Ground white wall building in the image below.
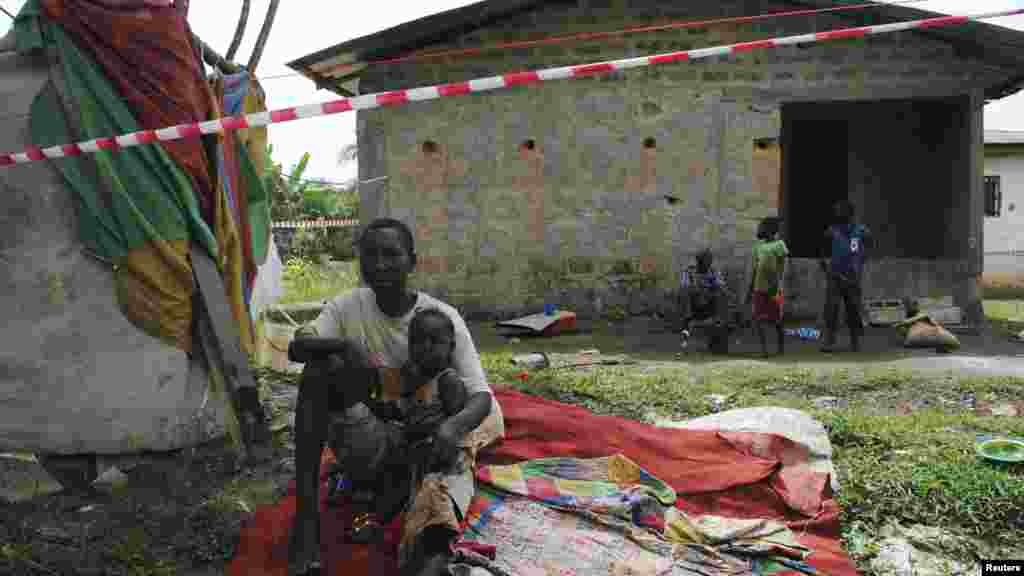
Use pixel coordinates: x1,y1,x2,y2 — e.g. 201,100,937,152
983,130,1024,276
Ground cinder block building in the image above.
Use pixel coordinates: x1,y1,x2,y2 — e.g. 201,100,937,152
290,0,1024,323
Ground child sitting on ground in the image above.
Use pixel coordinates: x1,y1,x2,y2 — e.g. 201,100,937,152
749,217,789,357
680,249,729,351
343,308,469,543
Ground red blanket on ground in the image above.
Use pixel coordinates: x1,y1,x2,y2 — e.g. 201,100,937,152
229,388,858,576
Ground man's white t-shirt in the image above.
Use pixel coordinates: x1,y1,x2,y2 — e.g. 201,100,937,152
307,287,504,450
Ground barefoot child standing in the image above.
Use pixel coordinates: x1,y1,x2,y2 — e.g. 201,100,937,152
749,217,788,357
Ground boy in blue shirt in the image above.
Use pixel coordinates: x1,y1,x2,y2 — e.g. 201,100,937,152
820,200,871,353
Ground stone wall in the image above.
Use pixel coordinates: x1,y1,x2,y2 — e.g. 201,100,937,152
355,0,1014,318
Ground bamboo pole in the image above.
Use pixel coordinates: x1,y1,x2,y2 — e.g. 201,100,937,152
226,0,251,61
246,0,279,72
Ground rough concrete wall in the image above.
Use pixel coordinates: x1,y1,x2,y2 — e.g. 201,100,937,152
0,53,225,455
356,0,1016,317
786,258,972,320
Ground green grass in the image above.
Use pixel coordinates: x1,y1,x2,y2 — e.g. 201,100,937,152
107,527,177,576
825,409,1024,549
984,299,1024,322
279,258,360,305
984,299,1024,339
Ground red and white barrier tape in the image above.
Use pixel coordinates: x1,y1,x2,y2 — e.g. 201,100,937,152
2,7,1022,169
272,219,359,229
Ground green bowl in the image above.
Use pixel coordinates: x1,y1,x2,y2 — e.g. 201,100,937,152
975,438,1024,463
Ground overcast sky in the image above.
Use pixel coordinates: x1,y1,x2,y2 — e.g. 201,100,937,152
3,1,1024,181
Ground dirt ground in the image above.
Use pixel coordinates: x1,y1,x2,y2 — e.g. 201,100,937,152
473,315,1024,363
0,395,298,576
2,317,1023,575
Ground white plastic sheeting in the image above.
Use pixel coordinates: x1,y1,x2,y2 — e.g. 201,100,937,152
249,235,284,322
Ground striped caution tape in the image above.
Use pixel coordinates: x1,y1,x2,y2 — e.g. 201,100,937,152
1,7,1022,168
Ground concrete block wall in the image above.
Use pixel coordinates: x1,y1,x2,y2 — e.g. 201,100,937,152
356,0,1016,318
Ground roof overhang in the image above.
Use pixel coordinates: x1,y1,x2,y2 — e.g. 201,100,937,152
287,0,547,93
288,0,1024,100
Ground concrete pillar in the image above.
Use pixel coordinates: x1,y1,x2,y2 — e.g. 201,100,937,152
779,105,794,249
957,91,986,325
357,111,388,222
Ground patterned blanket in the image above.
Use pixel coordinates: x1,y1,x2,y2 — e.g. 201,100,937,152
459,455,816,576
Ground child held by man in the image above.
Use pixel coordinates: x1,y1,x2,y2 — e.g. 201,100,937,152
343,308,470,544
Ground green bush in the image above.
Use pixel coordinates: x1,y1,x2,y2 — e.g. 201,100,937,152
281,258,361,304
287,226,357,262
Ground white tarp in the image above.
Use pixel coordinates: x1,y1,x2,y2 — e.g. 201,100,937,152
249,235,284,322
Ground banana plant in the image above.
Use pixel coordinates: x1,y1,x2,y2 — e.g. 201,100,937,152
267,149,312,221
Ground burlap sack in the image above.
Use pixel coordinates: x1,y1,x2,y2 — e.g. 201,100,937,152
903,317,960,351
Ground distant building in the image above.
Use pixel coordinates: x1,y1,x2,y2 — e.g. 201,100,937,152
290,0,1024,323
983,130,1024,276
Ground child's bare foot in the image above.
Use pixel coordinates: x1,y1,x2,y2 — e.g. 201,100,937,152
350,511,384,544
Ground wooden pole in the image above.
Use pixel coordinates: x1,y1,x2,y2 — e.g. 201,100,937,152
226,0,251,61
246,0,279,72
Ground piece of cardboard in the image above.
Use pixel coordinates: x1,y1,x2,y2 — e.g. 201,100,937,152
496,311,577,335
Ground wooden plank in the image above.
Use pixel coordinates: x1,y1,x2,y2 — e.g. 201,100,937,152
190,244,271,461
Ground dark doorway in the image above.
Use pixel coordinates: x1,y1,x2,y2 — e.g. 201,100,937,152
781,97,966,262
782,112,850,258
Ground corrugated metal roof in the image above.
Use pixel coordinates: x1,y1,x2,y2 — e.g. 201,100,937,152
287,0,1024,99
985,130,1024,145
